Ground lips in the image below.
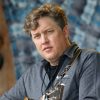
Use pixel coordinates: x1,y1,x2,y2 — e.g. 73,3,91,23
43,46,52,51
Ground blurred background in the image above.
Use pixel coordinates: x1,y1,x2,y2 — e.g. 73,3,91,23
0,0,100,95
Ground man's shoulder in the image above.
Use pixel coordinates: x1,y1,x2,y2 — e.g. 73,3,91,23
77,48,100,70
16,61,44,85
26,61,43,73
80,48,99,58
77,48,99,68
21,61,43,79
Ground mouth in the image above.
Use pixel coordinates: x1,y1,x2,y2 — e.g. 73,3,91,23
43,47,53,52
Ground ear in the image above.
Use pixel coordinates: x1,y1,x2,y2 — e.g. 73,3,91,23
63,25,69,38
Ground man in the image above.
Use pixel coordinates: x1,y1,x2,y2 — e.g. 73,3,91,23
0,3,100,100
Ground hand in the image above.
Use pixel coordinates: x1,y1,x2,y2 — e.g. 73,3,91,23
40,95,45,100
24,97,29,100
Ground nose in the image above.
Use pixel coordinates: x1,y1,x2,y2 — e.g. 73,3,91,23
41,34,49,44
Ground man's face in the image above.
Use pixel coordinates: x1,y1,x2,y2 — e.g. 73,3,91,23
31,17,69,64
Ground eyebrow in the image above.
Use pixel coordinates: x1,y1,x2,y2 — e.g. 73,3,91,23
31,32,40,35
31,27,54,35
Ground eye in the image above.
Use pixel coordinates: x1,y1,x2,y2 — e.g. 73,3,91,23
32,34,41,39
47,29,54,34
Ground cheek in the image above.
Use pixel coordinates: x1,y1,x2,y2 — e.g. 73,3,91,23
51,35,63,45
52,36,65,49
32,40,41,50
51,39,60,51
36,43,41,51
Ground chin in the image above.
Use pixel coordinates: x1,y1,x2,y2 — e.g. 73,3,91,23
45,55,58,62
42,52,58,60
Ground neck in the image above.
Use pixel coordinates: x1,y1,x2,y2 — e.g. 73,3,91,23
50,60,59,66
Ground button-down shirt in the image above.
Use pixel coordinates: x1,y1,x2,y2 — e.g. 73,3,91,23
0,43,100,100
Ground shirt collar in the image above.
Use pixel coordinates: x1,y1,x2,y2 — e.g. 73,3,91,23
63,42,79,58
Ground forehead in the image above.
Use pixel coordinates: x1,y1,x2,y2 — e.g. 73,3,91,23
38,17,58,27
31,17,59,33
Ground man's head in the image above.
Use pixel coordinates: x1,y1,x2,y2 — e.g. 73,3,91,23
24,3,68,34
24,3,71,66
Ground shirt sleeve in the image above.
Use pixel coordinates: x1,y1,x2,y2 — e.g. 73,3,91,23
79,51,100,100
0,71,27,100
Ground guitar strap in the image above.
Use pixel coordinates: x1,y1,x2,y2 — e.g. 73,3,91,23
45,48,81,91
